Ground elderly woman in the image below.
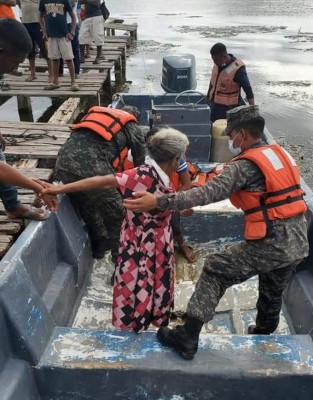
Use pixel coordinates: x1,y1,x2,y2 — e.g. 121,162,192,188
42,127,189,333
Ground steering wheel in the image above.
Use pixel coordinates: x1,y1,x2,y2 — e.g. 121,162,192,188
174,90,206,107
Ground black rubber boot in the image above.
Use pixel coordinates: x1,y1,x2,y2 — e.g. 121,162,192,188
157,325,199,360
91,238,111,259
248,325,271,335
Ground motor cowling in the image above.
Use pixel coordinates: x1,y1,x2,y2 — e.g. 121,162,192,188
161,54,197,93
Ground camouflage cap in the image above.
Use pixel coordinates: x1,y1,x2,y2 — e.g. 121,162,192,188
223,105,261,136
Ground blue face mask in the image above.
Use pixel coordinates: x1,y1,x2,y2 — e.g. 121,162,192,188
228,132,243,156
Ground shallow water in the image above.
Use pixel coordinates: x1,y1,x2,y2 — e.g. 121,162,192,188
111,0,313,184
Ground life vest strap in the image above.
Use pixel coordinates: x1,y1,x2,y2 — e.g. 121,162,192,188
244,194,304,216
261,184,301,201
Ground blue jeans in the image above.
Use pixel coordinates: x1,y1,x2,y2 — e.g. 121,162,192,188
0,150,20,212
59,24,80,75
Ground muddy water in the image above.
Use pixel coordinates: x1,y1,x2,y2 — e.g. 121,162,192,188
111,0,313,185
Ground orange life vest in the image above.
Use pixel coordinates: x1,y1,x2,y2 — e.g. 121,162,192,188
209,59,245,106
191,163,225,187
170,161,199,191
72,107,138,172
0,5,15,18
229,144,307,240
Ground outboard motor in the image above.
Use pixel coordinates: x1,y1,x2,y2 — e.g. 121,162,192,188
161,54,197,93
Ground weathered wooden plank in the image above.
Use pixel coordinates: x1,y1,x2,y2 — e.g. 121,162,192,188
105,18,124,24
4,146,59,158
0,235,13,244
0,242,11,257
0,223,22,235
7,137,68,146
0,89,100,98
16,168,52,180
103,36,129,43
13,159,39,168
0,121,71,130
0,215,22,222
103,23,137,31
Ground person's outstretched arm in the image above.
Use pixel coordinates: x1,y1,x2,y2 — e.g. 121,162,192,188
42,175,118,195
0,163,58,211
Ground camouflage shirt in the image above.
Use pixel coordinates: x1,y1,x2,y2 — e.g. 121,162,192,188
158,145,309,263
56,122,146,178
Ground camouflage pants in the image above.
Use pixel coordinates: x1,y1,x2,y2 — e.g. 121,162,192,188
187,241,303,333
56,170,124,264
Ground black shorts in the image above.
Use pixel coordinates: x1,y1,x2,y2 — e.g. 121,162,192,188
24,22,47,59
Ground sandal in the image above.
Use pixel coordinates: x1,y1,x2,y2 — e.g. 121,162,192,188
44,83,60,90
71,84,80,92
7,206,50,221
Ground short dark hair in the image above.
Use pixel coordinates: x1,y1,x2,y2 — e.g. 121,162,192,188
235,117,265,138
210,43,227,56
0,19,32,55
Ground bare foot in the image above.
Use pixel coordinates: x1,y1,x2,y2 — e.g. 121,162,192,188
25,75,37,82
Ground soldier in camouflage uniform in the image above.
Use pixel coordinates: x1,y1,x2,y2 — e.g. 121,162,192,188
55,106,146,261
124,105,309,359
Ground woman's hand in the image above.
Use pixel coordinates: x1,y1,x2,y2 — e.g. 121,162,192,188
123,191,158,212
180,209,194,217
41,185,63,196
32,179,59,212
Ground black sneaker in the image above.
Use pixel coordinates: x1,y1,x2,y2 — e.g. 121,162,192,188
248,325,271,335
157,325,198,360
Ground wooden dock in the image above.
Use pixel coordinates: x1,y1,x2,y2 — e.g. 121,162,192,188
0,69,112,100
0,121,71,256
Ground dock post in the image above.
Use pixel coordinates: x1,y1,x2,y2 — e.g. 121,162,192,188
17,95,34,122
114,57,123,86
102,71,112,103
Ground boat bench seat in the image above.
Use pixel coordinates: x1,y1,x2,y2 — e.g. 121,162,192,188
35,326,313,399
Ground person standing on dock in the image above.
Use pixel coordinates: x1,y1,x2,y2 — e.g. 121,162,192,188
207,43,255,122
39,0,79,91
19,0,53,82
59,0,80,78
79,0,103,64
0,18,57,219
53,106,146,265
124,105,308,360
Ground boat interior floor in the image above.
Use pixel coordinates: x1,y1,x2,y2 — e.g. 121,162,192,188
70,208,295,336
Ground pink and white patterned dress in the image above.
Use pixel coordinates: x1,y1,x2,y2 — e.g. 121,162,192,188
112,163,175,333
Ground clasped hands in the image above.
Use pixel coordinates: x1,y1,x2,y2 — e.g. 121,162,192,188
32,179,58,212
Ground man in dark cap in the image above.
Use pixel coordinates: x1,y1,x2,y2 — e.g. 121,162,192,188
207,43,255,122
55,106,146,263
124,105,308,359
